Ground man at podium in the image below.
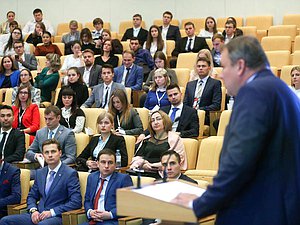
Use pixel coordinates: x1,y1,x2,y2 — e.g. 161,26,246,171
172,36,300,225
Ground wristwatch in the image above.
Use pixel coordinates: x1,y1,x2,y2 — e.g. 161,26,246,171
29,208,38,214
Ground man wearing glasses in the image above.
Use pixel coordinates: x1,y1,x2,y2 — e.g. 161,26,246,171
13,40,37,71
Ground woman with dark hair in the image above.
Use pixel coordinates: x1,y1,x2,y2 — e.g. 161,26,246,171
60,41,84,75
198,16,221,38
94,39,119,67
12,84,40,144
56,67,89,107
108,89,143,135
80,28,101,55
12,68,41,105
34,31,62,56
143,25,165,56
34,53,61,102
26,22,45,46
76,112,128,172
290,66,300,99
143,51,177,92
0,27,30,56
59,87,85,133
0,55,20,88
130,110,187,177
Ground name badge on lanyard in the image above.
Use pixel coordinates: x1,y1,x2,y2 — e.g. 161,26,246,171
156,91,166,107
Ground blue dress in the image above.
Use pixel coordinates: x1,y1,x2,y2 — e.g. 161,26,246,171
144,90,170,110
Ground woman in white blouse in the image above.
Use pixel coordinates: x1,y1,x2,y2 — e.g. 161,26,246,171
60,40,84,74
143,25,166,56
198,16,221,39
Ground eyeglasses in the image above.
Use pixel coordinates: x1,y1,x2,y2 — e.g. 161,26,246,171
12,31,21,35
14,46,23,49
19,91,29,95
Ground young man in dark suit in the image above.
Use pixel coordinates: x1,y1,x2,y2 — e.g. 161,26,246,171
172,36,300,225
13,41,37,71
0,156,21,218
80,149,133,225
121,14,148,46
0,139,82,225
211,34,225,67
183,57,222,125
0,105,25,163
170,22,210,68
159,11,181,43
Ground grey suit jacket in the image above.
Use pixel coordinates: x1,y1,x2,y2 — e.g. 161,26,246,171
62,31,80,44
26,125,76,164
79,65,102,88
82,82,126,108
14,54,37,70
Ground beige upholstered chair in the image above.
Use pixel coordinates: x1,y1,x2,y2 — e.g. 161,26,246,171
265,50,291,70
293,51,300,65
176,53,198,70
81,108,106,134
239,26,257,37
133,107,149,130
293,36,300,52
75,133,89,156
268,25,297,41
165,40,175,58
261,36,292,52
124,135,136,166
181,18,206,32
245,15,273,41
172,68,190,88
184,136,224,184
182,138,199,169
217,110,232,136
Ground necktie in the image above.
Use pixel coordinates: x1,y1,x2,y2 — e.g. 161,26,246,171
48,130,54,139
45,171,56,195
102,86,109,108
187,38,192,51
125,67,130,84
196,80,204,97
170,108,179,122
0,132,7,158
90,178,106,225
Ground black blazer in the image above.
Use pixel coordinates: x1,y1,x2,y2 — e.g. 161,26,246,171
179,173,198,184
121,27,148,46
3,129,25,163
211,49,221,67
76,134,128,168
172,36,210,57
183,77,222,125
159,25,181,43
160,105,199,138
78,64,102,88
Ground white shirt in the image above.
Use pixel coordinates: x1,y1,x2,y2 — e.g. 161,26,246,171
185,36,196,51
225,34,235,44
92,29,103,40
83,66,93,87
61,54,84,71
169,103,184,131
48,125,60,139
133,27,141,37
161,25,170,40
143,41,166,56
198,30,222,38
122,65,133,85
22,19,54,35
17,54,26,70
0,128,12,160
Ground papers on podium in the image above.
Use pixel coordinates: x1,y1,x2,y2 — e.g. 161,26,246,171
132,180,206,203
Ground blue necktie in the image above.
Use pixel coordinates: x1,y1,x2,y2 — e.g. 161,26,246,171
170,108,179,122
45,171,56,195
48,130,54,139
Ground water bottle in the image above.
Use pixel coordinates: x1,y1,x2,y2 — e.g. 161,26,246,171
227,96,234,110
116,149,121,169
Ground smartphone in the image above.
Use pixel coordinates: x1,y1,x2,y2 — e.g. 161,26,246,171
15,55,19,60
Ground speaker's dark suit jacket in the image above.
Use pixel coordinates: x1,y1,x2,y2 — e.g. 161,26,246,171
0,162,21,217
159,25,181,43
183,77,222,125
160,105,199,138
172,36,210,57
79,65,102,88
121,27,148,46
2,129,25,163
193,69,300,225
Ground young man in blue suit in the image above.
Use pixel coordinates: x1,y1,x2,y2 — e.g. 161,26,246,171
113,50,143,90
80,149,133,225
0,139,82,225
0,155,21,218
172,36,300,225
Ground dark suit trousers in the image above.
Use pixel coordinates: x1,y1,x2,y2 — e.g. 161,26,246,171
0,213,62,225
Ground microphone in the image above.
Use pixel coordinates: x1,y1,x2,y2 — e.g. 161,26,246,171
163,153,172,183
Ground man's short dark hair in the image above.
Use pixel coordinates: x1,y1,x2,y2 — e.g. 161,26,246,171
197,56,211,66
93,18,103,26
160,150,181,164
212,33,225,42
184,22,195,28
166,83,181,92
44,105,61,117
225,20,236,29
163,11,173,19
13,40,24,47
9,21,18,27
97,148,116,161
42,139,61,152
130,37,139,43
133,14,142,20
102,64,114,74
33,8,42,15
82,49,95,55
0,105,13,113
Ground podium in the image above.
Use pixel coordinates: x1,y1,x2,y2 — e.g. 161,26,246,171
117,181,215,225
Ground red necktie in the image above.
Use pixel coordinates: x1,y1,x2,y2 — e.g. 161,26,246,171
89,178,106,225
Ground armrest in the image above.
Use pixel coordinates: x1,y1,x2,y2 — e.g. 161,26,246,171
184,169,217,184
7,203,27,215
62,208,87,225
118,216,142,225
